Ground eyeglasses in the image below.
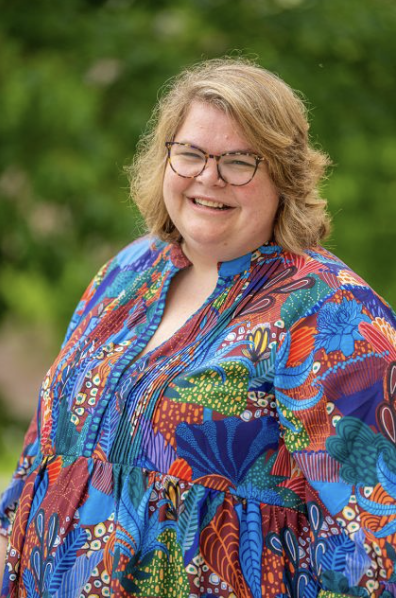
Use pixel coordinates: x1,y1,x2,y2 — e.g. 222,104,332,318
165,141,265,186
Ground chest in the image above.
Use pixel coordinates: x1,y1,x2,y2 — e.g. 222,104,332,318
135,267,219,360
41,289,286,458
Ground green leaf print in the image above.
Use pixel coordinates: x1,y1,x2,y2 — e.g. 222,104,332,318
165,361,249,416
281,274,331,327
135,528,190,598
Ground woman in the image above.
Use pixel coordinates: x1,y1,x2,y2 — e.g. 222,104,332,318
1,58,395,597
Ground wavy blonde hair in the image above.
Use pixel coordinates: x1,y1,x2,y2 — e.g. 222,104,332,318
128,57,331,253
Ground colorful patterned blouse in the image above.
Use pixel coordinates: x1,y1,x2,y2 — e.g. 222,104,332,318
1,237,396,598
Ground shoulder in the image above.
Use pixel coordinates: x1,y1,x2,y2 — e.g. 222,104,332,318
277,244,395,330
62,236,169,345
105,235,168,274
88,235,171,301
285,245,386,299
275,245,395,384
284,245,367,288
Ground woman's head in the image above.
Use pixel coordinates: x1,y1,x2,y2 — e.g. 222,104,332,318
129,57,331,254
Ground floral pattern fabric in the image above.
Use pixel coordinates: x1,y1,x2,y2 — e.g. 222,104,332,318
1,236,396,598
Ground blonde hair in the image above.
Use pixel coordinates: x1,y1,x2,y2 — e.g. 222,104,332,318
128,57,331,253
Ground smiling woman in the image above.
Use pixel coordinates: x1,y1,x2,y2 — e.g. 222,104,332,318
0,57,395,598
131,58,331,256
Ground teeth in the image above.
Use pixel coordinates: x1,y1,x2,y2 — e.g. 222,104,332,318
194,198,226,209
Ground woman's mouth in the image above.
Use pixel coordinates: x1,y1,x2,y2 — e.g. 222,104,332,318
190,197,232,211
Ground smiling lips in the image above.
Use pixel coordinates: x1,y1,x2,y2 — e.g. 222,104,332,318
190,197,232,211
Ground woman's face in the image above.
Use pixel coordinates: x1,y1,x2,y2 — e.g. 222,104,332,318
162,101,279,265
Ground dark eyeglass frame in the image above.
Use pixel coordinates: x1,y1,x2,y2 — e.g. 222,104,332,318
165,141,265,186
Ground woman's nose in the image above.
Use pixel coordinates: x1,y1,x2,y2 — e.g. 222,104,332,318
197,157,226,186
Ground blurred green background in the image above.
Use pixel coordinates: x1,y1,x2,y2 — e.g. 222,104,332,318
0,0,395,490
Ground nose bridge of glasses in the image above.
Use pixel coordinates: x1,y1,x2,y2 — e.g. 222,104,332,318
196,151,223,181
206,152,222,164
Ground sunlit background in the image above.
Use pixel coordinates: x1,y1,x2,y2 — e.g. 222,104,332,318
1,0,395,490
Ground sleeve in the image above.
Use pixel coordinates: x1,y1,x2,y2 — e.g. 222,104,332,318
0,235,152,538
274,286,396,597
0,254,116,537
0,416,38,537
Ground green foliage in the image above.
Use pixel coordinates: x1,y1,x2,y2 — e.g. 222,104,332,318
0,0,395,350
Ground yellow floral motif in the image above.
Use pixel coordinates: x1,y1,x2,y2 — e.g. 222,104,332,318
242,324,270,362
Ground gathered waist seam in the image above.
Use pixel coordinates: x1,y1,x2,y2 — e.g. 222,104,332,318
29,451,308,511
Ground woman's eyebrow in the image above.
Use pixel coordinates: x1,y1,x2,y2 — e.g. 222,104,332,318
175,139,257,154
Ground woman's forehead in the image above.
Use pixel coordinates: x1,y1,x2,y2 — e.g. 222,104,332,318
174,101,254,153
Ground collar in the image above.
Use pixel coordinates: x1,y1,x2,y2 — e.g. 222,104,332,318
168,240,283,277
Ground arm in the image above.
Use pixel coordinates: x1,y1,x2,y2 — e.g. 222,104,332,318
0,237,149,567
0,414,39,539
0,535,8,591
275,287,396,597
0,257,115,558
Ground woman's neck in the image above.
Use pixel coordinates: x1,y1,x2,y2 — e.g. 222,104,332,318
180,241,221,278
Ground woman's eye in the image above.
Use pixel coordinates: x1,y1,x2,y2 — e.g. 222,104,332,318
179,152,203,160
225,158,255,169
